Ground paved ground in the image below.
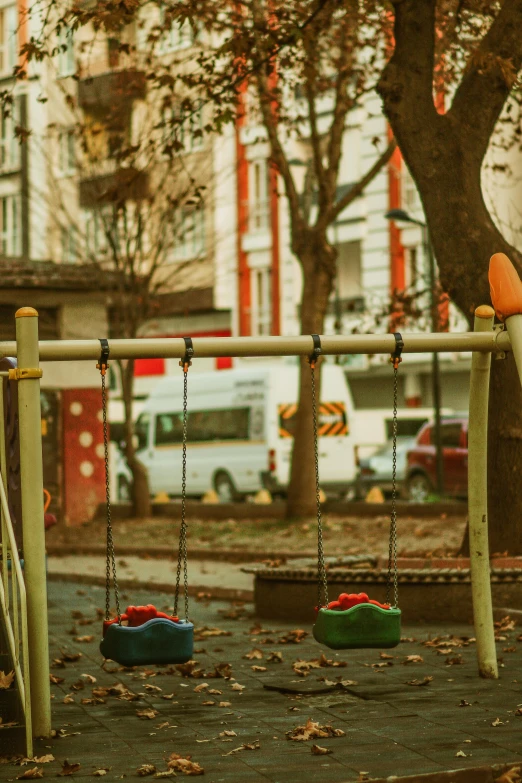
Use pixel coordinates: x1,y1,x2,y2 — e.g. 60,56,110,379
1,581,522,782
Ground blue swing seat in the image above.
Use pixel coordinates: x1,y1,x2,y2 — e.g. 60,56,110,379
313,604,401,650
100,618,194,667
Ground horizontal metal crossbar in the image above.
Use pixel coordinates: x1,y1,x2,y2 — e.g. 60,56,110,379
0,329,511,361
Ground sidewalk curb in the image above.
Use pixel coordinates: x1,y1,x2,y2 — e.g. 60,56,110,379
369,761,521,782
47,572,254,603
45,544,315,562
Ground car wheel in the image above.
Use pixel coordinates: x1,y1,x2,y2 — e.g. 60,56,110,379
214,471,238,503
118,476,132,503
407,473,431,503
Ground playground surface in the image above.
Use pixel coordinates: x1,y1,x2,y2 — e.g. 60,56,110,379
45,512,467,560
1,581,521,782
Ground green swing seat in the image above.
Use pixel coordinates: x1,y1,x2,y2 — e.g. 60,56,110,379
100,618,194,667
313,604,401,650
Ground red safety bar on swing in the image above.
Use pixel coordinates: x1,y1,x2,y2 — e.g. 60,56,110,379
325,593,391,612
102,605,180,636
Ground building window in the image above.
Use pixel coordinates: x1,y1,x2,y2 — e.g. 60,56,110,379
0,5,17,76
84,209,111,257
159,6,195,52
171,206,205,261
0,104,20,172
402,165,420,215
58,128,75,176
57,26,75,77
247,159,270,233
162,102,203,154
334,240,362,303
251,267,271,336
61,226,77,263
0,194,20,256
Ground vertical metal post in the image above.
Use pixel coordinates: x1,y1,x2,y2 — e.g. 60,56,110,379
504,314,522,387
0,381,7,607
468,305,498,679
15,307,51,736
424,228,444,496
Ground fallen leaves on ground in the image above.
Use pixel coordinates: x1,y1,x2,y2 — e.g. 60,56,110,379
231,682,245,692
167,753,204,775
194,683,208,693
492,717,504,726
219,730,237,738
251,665,267,672
81,674,96,683
244,648,263,660
279,629,308,644
495,616,516,633
423,635,474,650
446,655,464,666
267,652,283,663
63,694,75,704
136,708,159,720
20,756,54,765
379,653,394,660
73,635,94,643
92,769,110,777
456,750,469,757
136,765,156,777
16,768,43,780
402,655,423,664
459,700,472,707
60,652,82,662
58,760,81,776
292,654,347,677
50,674,65,685
0,670,15,689
286,718,346,742
194,626,232,641
495,766,522,783
223,741,260,756
406,676,433,687
311,745,332,755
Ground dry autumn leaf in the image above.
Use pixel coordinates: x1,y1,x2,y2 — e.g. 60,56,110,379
286,718,345,742
267,652,283,663
50,674,64,685
492,717,504,726
194,683,208,693
136,764,156,776
92,770,109,777
379,653,394,660
219,701,232,707
223,741,260,756
63,694,75,704
74,636,94,643
311,745,332,755
219,730,237,738
17,768,43,780
81,674,96,683
0,670,15,689
33,756,54,764
402,655,423,664
251,665,267,672
495,766,522,783
58,760,81,776
406,676,433,687
231,683,245,692
456,750,469,757
167,753,204,776
136,708,159,720
244,648,264,660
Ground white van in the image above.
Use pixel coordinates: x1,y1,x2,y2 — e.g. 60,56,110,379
115,365,357,502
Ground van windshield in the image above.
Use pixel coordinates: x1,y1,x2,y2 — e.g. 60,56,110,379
155,408,250,444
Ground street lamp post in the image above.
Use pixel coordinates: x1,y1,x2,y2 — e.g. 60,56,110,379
385,208,444,497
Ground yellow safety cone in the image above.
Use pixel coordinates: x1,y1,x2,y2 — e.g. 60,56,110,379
253,489,272,504
202,489,219,504
365,486,385,503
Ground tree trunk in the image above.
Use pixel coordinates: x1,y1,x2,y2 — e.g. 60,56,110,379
121,359,151,519
286,245,336,518
378,68,522,554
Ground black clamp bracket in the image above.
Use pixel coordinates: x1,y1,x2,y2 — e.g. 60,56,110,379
180,337,194,372
308,334,322,369
97,338,110,376
390,332,404,370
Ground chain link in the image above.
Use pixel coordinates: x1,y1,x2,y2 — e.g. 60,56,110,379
101,370,121,622
386,362,399,608
310,362,328,608
174,367,190,621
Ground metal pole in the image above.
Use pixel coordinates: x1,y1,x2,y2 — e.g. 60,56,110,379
0,330,511,362
468,305,498,679
424,228,444,496
15,307,51,737
504,314,522,387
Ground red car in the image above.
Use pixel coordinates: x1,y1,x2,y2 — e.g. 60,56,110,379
406,418,468,502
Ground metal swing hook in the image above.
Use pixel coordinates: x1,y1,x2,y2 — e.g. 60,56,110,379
390,332,404,370
180,337,194,373
308,334,322,369
97,338,110,376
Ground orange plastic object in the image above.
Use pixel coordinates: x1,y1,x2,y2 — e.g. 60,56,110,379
43,489,51,513
488,253,522,321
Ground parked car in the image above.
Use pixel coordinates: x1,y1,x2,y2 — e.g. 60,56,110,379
405,417,468,502
355,436,416,499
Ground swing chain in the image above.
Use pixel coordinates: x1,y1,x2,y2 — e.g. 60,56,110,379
98,339,121,623
387,332,403,608
174,338,192,621
309,334,328,609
